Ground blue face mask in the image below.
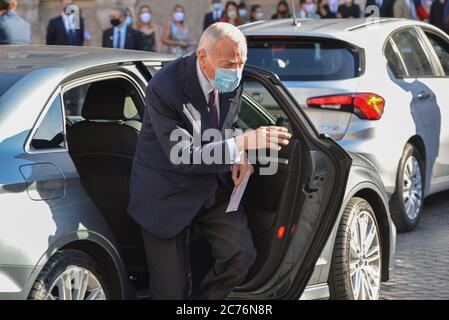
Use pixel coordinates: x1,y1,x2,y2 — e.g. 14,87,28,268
125,16,133,26
207,57,243,93
213,3,223,11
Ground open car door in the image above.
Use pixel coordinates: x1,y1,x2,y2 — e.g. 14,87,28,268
228,66,353,299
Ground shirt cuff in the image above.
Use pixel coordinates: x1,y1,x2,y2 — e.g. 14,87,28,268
226,138,241,164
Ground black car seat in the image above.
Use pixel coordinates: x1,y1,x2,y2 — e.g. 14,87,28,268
66,79,143,259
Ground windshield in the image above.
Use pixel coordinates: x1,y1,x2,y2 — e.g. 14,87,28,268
0,73,25,98
247,37,361,81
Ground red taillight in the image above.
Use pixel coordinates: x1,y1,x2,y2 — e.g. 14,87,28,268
277,226,286,239
307,93,385,120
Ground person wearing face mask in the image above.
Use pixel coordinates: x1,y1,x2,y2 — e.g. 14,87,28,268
238,3,249,23
163,5,192,57
317,0,337,17
220,1,245,26
327,0,340,14
249,4,264,22
337,0,361,18
204,0,224,30
102,7,142,50
46,0,84,46
298,0,321,18
136,5,160,52
125,7,133,27
128,22,291,300
272,0,292,19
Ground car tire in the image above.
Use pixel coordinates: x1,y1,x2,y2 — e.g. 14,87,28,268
28,249,108,300
328,197,382,300
390,143,424,232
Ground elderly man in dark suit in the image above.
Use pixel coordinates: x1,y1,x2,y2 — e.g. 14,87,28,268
102,7,142,50
46,0,84,46
128,22,291,300
0,0,31,45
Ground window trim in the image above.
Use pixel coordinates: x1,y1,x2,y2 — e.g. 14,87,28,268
383,25,439,79
24,88,68,155
386,37,409,78
417,26,449,78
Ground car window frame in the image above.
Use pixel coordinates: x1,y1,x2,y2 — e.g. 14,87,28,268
416,26,449,78
383,26,439,79
24,88,68,155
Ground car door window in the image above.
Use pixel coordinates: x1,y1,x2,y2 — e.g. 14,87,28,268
30,95,65,150
240,80,291,132
63,79,141,123
424,32,449,76
384,40,407,78
391,28,434,77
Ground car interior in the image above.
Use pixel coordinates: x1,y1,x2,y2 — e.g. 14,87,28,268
63,76,302,296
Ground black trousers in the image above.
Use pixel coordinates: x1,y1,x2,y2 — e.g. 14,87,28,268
141,185,257,300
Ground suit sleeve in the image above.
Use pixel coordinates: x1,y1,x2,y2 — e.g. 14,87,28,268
102,30,107,47
46,20,54,45
145,84,233,175
80,18,85,45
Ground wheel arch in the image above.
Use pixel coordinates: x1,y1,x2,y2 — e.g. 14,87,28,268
61,240,124,299
26,232,130,300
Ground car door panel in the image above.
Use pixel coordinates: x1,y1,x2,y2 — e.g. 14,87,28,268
418,28,449,182
230,66,352,299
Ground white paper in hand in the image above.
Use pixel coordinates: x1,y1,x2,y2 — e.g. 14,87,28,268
226,171,251,213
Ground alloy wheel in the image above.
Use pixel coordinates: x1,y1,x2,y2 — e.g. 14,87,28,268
46,266,106,300
349,210,381,300
402,155,423,221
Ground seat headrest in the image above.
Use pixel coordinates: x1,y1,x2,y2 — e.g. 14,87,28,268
82,80,127,120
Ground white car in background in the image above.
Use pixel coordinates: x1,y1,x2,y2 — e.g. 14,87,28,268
241,18,449,232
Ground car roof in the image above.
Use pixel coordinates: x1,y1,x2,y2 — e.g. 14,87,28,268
0,45,174,76
240,18,440,46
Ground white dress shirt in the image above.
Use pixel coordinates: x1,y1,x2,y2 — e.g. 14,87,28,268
196,59,241,164
61,13,75,32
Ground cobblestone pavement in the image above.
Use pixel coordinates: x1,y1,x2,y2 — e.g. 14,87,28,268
381,190,449,300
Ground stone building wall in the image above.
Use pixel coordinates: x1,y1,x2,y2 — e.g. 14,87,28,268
15,0,368,49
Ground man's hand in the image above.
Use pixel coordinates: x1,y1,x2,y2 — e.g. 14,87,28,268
232,162,254,186
234,126,292,153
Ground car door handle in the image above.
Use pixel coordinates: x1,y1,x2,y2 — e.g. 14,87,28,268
416,91,432,101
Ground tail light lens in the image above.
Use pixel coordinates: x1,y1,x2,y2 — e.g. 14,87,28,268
307,93,385,120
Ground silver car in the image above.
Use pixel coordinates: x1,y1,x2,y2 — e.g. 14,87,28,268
0,46,395,300
241,18,449,232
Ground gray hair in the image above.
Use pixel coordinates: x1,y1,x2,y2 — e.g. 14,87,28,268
112,6,126,18
197,22,247,58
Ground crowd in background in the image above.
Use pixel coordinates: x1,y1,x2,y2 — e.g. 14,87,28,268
1,0,449,53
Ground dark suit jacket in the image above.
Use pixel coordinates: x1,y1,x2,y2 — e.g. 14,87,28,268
46,15,84,46
128,54,242,239
102,27,143,50
203,11,223,30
